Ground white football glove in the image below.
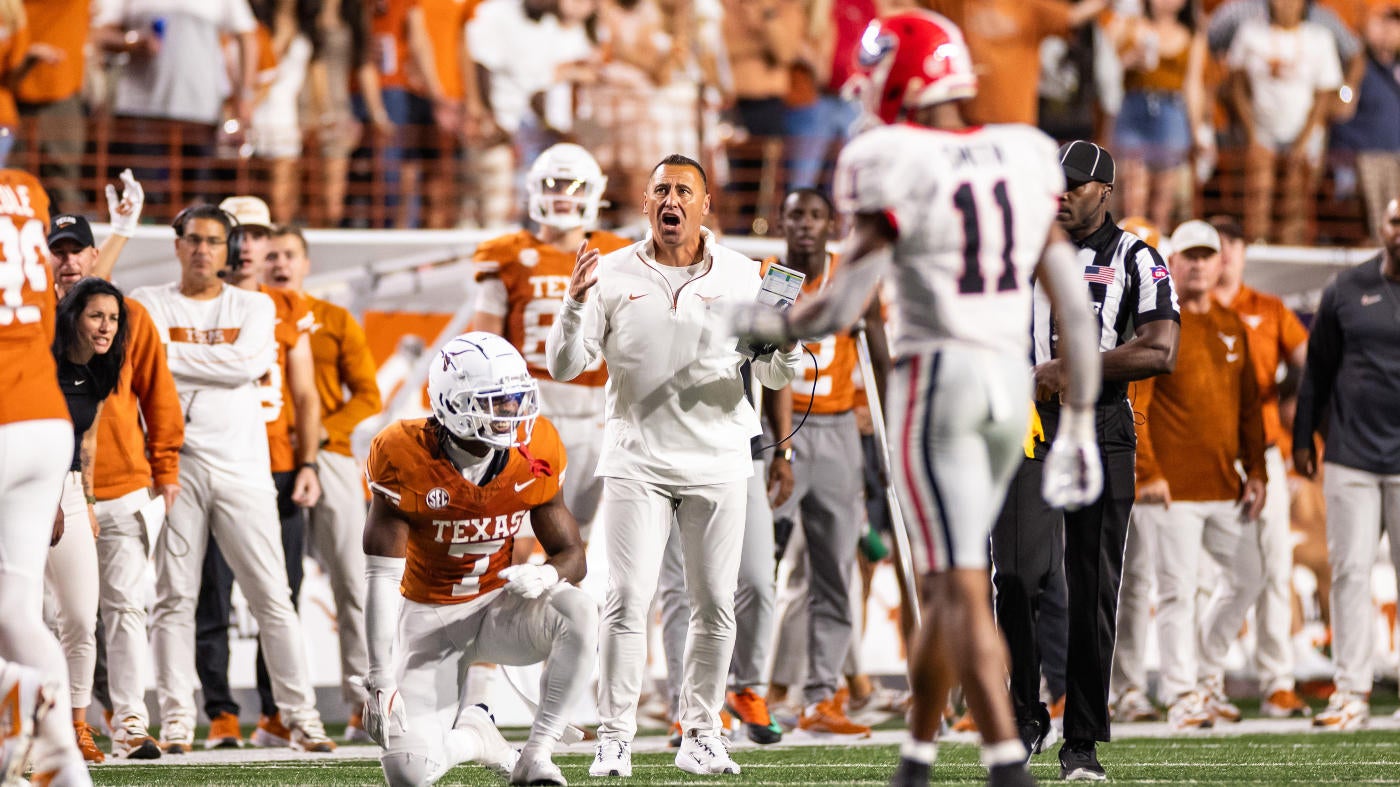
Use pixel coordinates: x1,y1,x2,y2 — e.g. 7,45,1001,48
1042,406,1103,511
350,675,407,748
499,563,560,599
105,169,146,238
725,301,790,346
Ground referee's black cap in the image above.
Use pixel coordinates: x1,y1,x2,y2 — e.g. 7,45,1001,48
1058,140,1115,187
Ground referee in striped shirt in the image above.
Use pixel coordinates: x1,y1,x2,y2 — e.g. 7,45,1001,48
990,141,1180,781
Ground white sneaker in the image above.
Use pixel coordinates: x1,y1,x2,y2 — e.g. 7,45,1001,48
158,719,195,754
1200,681,1241,723
512,743,567,785
0,662,57,783
1110,688,1160,723
1166,692,1213,731
675,732,740,775
459,705,519,779
289,717,337,753
110,716,162,760
590,739,631,778
1313,692,1368,731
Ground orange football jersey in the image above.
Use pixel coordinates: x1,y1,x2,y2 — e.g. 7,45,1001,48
761,255,858,414
367,415,567,605
258,285,313,473
0,169,63,427
473,230,632,388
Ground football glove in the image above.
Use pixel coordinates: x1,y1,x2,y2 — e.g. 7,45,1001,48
350,675,407,748
725,302,791,346
1042,406,1103,511
105,169,145,238
499,563,560,599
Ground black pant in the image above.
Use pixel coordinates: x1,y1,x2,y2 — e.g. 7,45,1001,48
990,400,1136,743
194,471,306,719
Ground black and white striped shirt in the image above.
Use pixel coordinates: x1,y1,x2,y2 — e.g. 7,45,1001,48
1032,214,1180,404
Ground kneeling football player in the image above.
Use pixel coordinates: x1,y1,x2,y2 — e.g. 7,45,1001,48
360,332,597,787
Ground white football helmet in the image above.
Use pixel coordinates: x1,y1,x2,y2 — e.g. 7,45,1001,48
526,143,608,230
428,332,540,449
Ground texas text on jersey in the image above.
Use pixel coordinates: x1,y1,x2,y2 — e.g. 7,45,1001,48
365,415,568,605
473,230,632,387
833,123,1064,360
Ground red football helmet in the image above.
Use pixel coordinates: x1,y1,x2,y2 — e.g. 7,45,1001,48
849,10,977,125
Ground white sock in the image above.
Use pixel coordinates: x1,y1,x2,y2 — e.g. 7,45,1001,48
980,739,1028,768
901,739,937,764
464,664,498,708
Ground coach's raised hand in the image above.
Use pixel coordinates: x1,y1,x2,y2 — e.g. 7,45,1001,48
567,240,601,303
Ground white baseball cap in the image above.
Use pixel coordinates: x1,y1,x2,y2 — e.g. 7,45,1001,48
1169,220,1220,254
219,195,272,229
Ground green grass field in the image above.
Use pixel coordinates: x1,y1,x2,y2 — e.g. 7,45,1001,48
84,731,1400,785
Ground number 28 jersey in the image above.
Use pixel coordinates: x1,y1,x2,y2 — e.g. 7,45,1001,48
833,124,1064,359
0,169,63,427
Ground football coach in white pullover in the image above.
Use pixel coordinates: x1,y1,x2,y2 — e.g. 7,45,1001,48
548,154,802,777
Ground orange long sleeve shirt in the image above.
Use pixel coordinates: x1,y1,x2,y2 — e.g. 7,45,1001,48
94,298,184,500
308,296,382,457
1225,284,1308,453
1133,302,1267,502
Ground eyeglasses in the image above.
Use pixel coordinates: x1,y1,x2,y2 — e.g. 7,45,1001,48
179,234,227,248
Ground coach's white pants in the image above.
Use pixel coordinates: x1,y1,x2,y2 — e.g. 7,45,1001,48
597,476,747,741
1197,448,1295,691
1322,462,1400,695
94,488,156,726
0,419,82,771
549,410,606,538
308,449,370,706
45,472,99,709
1110,510,1155,697
152,455,318,731
1137,500,1258,701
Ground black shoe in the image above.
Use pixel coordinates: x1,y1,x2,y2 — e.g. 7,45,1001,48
890,756,931,786
1017,703,1052,760
988,762,1038,786
1059,739,1106,782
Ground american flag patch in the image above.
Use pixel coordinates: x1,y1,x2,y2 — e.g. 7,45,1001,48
1083,265,1116,285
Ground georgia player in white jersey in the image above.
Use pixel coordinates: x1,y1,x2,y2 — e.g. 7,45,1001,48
733,12,1103,787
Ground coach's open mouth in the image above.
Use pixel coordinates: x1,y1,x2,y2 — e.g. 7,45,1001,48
660,211,682,228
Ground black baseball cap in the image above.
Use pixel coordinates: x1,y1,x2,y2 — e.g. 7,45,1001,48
1058,140,1115,187
48,214,96,249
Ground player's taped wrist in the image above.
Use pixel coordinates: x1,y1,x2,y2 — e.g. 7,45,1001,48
365,555,405,682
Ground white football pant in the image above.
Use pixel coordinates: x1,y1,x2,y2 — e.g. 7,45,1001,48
0,419,85,772
44,472,99,710
1109,510,1155,697
94,488,157,727
308,449,370,707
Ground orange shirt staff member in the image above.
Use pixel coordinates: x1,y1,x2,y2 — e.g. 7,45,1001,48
1130,220,1266,729
266,225,382,728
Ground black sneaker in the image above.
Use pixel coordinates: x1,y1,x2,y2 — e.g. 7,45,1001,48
1017,703,1052,760
988,762,1038,786
1059,738,1106,782
890,756,931,786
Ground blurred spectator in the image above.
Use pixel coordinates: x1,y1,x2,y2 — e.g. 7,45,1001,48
17,0,87,210
249,0,318,225
1227,0,1343,243
784,0,876,191
1208,0,1360,62
1132,220,1267,730
1106,0,1208,231
1328,0,1400,245
1293,198,1400,731
416,0,477,228
466,0,600,228
92,0,260,204
721,0,804,233
352,0,448,228
922,0,1108,126
301,0,372,227
589,0,669,220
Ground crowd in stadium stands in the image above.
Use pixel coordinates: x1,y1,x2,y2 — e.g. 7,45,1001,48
3,1,1400,785
0,0,1396,241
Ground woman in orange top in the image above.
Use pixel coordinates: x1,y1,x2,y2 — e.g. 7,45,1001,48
1107,0,1208,231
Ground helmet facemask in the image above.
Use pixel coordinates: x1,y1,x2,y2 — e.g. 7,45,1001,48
528,172,606,230
438,374,540,450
